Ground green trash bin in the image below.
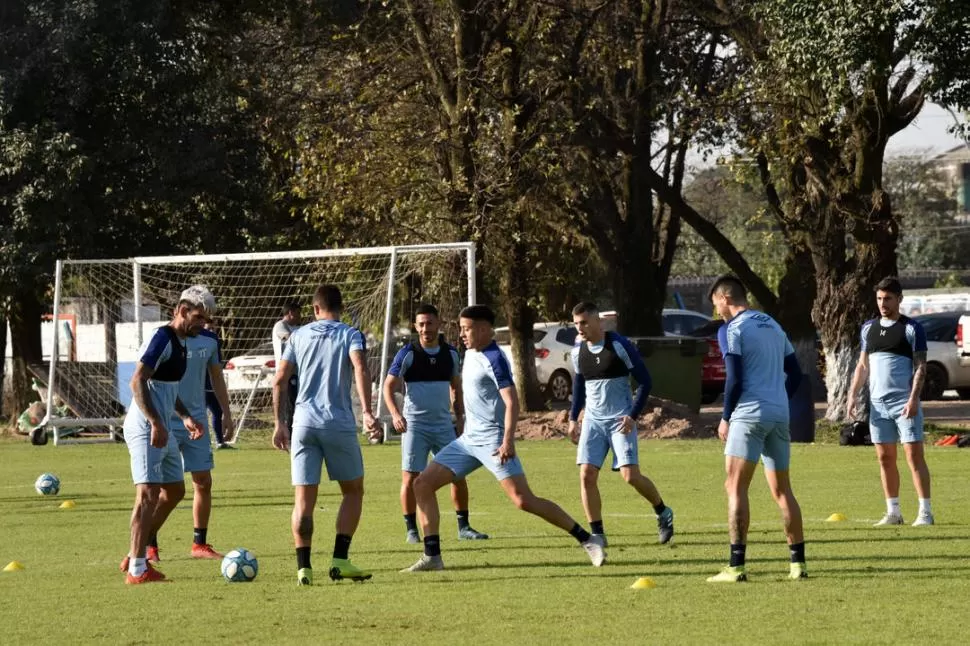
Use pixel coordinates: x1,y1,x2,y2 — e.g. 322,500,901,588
632,337,707,413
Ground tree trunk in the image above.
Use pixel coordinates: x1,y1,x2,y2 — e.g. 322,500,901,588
503,222,545,412
9,289,44,414
813,226,896,422
775,245,823,399
0,305,7,419
610,253,664,337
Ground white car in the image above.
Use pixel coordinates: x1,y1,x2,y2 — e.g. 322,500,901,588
494,309,712,402
918,312,970,400
223,340,276,392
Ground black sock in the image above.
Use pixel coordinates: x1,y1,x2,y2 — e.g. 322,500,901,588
296,546,311,570
333,534,352,560
569,523,592,544
730,543,746,567
424,534,441,557
653,501,667,515
789,542,805,564
193,528,207,546
590,520,605,535
404,513,418,533
456,510,470,530
148,533,158,549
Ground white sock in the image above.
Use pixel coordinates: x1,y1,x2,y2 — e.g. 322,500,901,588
886,498,901,515
919,498,932,514
129,557,147,577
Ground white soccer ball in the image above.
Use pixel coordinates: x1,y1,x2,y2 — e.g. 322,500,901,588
221,548,258,582
34,473,60,496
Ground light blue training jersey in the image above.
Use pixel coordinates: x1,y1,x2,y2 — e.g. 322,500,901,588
724,309,795,423
462,340,514,445
282,319,365,432
861,317,927,401
570,336,639,421
124,326,185,431
388,344,461,431
171,329,220,430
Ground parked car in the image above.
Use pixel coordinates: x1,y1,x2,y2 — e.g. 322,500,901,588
685,319,727,405
913,311,970,400
494,309,715,403
494,323,577,402
223,340,276,392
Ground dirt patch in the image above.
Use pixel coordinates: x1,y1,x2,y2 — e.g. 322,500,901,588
516,396,717,441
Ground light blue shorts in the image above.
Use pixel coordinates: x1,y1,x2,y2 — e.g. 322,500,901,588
433,435,525,481
576,417,638,470
291,426,363,485
724,419,791,471
402,424,458,473
171,424,214,473
124,421,184,485
870,397,923,444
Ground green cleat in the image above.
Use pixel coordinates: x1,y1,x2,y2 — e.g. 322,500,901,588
297,567,313,586
706,566,747,583
329,558,372,582
788,562,808,580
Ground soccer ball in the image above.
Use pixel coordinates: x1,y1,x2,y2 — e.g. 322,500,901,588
221,549,258,582
34,473,60,496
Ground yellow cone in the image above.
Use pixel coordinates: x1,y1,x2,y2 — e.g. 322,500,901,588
59,500,76,509
3,561,25,572
825,512,847,522
631,576,657,589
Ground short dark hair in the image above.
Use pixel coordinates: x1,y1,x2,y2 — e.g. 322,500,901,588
571,302,599,317
708,274,747,303
459,304,495,325
414,304,439,320
875,277,902,296
312,284,343,312
282,301,301,316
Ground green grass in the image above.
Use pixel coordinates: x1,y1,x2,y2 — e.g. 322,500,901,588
1,437,968,645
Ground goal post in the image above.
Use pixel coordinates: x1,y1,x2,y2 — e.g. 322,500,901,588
42,243,476,445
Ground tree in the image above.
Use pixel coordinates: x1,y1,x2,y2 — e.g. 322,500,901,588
0,0,275,414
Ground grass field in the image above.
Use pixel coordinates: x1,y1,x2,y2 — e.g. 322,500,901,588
1,436,968,645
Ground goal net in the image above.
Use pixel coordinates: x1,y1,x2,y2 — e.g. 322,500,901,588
43,243,476,445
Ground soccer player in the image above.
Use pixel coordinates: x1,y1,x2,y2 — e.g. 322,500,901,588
167,287,236,560
273,302,302,434
272,285,380,586
383,304,489,544
204,321,232,450
847,277,933,526
120,288,209,584
568,302,674,547
402,305,605,573
705,275,806,583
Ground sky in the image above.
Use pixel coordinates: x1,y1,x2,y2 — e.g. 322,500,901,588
887,102,968,156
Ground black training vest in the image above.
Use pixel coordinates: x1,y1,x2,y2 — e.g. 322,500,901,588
864,316,913,359
578,332,630,381
152,326,188,382
403,343,454,383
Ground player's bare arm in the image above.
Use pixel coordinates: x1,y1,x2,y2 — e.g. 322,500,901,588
383,373,407,433
496,385,519,464
450,374,464,436
272,360,295,450
847,351,869,418
208,363,235,442
903,351,927,419
350,349,380,438
130,362,167,448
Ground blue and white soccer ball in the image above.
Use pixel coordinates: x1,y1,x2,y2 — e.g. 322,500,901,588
34,473,60,496
221,548,258,582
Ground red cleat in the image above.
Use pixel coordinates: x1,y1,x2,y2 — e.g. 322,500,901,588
120,556,129,573
191,543,223,559
125,564,168,585
147,546,160,564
